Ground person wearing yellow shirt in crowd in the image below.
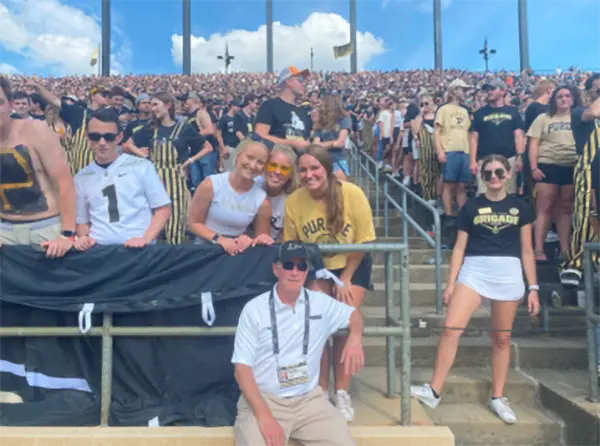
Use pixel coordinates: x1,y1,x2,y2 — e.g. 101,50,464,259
434,79,472,219
283,145,375,423
527,86,579,262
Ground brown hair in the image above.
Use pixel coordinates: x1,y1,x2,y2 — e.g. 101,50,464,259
151,91,176,128
315,95,346,131
269,144,298,195
298,145,345,236
0,76,12,101
480,154,511,174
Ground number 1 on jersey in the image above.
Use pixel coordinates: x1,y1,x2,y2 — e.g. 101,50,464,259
102,184,120,223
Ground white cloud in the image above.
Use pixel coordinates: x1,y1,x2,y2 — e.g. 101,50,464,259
0,62,19,74
0,0,127,75
171,12,385,73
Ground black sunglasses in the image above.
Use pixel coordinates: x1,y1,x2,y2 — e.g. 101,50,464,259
88,132,118,142
420,101,430,107
282,261,309,272
482,168,506,182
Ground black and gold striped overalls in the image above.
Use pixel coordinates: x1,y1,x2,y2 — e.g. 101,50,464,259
564,120,599,273
68,109,94,175
152,123,188,245
419,121,439,201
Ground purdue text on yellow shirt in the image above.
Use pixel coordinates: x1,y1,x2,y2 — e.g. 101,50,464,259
283,181,376,270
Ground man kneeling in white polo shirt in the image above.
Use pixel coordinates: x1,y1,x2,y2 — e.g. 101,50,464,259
232,241,364,446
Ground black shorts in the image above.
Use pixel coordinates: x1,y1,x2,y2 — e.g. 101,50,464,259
393,127,401,141
536,163,574,186
381,137,391,146
310,253,373,290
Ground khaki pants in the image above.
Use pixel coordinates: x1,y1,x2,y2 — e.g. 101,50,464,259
476,156,517,196
0,216,61,249
234,387,354,446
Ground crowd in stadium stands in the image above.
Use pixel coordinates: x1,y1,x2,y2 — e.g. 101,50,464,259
0,65,599,438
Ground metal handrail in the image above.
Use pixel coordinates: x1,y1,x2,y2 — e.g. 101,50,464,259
0,243,412,427
383,175,443,313
348,143,443,313
350,144,380,217
583,242,600,402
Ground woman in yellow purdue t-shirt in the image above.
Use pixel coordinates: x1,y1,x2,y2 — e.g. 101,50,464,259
283,144,375,422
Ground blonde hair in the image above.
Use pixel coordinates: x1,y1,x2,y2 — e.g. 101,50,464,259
233,139,269,167
269,144,298,195
533,80,556,99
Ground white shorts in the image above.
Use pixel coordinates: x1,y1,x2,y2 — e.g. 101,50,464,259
457,256,525,301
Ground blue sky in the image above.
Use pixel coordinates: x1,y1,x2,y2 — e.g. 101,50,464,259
0,0,598,76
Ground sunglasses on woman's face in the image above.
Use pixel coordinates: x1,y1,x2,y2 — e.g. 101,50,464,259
421,102,430,107
482,168,506,182
281,261,308,272
88,132,118,142
266,161,292,176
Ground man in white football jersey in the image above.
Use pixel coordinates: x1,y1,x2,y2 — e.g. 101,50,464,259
74,109,171,251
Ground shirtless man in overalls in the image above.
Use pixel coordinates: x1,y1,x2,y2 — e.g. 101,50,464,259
0,76,76,258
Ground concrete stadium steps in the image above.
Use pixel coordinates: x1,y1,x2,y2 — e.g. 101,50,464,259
361,337,588,369
425,403,564,446
0,426,454,446
525,368,600,446
360,306,587,339
354,367,565,446
410,367,539,407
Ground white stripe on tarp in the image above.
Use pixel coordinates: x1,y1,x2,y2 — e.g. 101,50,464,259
0,359,92,393
201,291,216,326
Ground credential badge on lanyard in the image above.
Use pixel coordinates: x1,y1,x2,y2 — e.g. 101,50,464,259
269,287,311,388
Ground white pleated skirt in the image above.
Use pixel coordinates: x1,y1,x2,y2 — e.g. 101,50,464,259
457,256,525,302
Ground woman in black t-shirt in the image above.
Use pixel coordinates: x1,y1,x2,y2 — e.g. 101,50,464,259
411,154,539,425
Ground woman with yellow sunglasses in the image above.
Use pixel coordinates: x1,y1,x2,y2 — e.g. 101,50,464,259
255,144,298,242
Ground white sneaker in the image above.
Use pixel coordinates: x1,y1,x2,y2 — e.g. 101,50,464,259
545,230,559,243
410,383,440,409
489,397,517,424
402,175,411,186
333,389,354,422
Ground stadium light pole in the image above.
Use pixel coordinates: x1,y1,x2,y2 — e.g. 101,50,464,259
518,0,530,71
266,0,273,72
183,0,191,75
433,0,442,70
101,0,110,76
349,0,357,73
479,38,496,72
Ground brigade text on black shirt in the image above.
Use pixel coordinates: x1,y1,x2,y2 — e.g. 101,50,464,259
457,195,535,259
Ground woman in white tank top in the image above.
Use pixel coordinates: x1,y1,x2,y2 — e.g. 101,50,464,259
255,144,298,242
187,140,274,255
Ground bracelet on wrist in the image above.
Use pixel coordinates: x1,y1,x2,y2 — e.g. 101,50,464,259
528,285,540,291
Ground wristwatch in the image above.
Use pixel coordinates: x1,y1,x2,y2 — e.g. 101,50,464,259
211,234,221,244
528,285,540,291
61,230,76,241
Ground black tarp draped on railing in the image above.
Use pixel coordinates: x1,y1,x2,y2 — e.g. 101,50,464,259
0,244,323,426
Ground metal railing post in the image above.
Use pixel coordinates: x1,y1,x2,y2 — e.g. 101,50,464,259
375,167,380,218
384,180,389,238
433,212,443,314
400,247,411,425
100,313,113,426
584,245,599,402
401,190,408,244
385,251,396,398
